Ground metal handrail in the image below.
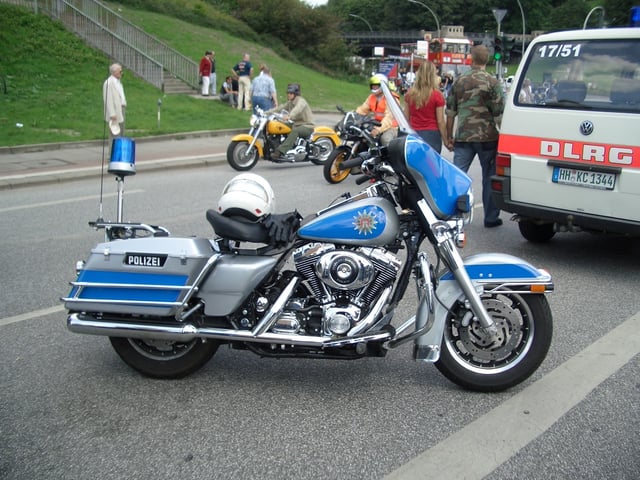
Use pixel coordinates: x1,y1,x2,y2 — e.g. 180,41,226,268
2,0,199,91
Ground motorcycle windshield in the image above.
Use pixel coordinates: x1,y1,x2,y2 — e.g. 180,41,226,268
403,134,472,218
379,78,472,219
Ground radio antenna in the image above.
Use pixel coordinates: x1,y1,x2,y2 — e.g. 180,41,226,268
98,76,109,223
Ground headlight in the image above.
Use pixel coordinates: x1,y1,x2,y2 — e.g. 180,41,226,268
249,114,258,126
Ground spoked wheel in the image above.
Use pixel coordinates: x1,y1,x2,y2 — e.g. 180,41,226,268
435,293,552,392
109,336,219,379
323,146,352,184
310,137,336,165
227,140,259,171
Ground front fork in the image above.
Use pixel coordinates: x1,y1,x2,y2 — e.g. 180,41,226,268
416,199,497,337
245,129,261,157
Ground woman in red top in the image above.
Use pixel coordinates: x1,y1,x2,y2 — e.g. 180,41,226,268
403,61,448,153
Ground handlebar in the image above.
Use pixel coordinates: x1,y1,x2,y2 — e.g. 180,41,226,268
340,152,371,169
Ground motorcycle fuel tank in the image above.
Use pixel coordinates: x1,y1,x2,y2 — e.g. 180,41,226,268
266,120,291,136
298,197,399,246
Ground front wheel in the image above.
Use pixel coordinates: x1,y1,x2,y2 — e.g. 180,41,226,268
435,293,552,392
323,146,352,184
309,137,336,165
109,336,219,379
227,140,259,171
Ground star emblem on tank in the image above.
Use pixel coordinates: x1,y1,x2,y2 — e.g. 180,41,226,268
353,209,378,235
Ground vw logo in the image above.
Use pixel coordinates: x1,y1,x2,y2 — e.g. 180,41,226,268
580,120,594,136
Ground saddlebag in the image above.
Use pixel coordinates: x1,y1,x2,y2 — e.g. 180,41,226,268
63,237,215,317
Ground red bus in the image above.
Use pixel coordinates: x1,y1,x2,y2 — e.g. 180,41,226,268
400,37,473,77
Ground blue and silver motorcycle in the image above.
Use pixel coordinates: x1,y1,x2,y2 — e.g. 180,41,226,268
64,80,553,392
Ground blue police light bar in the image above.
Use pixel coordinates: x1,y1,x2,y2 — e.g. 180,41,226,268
631,6,640,26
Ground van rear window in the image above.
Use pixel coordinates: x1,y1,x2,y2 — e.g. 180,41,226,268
514,39,640,113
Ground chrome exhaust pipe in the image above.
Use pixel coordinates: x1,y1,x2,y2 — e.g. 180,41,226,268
67,313,392,347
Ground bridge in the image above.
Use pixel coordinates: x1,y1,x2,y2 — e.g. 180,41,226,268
343,31,424,56
344,30,498,57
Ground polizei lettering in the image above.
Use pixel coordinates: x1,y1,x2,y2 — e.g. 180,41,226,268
124,253,167,267
540,140,633,165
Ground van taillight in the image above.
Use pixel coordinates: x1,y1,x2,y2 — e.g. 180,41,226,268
496,153,511,176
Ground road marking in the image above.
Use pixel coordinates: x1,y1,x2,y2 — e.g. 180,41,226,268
0,305,65,327
0,190,145,213
4,305,638,479
384,311,640,480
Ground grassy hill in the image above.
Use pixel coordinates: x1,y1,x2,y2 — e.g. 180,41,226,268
0,2,365,147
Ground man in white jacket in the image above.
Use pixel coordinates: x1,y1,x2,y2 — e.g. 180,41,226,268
103,63,127,139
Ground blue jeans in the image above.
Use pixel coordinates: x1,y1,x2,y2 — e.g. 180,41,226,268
416,129,442,153
452,141,500,224
252,96,272,114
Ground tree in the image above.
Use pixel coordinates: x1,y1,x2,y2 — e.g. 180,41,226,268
603,0,639,26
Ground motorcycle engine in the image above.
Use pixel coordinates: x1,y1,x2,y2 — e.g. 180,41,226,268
291,243,401,336
286,144,307,162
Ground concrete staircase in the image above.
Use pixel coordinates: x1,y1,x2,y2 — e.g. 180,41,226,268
2,0,200,94
163,73,197,95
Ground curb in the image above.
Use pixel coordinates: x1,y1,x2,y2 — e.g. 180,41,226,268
0,155,229,190
0,129,242,190
0,128,243,155
0,110,340,154
0,110,341,189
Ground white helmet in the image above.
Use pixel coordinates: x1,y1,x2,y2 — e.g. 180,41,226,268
217,173,276,221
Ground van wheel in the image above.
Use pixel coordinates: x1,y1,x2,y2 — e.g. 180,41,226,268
518,220,555,243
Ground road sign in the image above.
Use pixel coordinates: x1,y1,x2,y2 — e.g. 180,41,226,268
492,8,507,23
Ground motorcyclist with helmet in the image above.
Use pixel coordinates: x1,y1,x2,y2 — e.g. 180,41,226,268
354,75,399,145
269,83,315,160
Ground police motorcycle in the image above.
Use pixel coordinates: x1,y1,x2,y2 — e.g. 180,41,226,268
226,94,341,171
64,77,554,392
323,106,382,184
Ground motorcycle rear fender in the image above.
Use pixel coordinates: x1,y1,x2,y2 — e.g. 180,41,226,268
230,134,264,157
311,127,341,145
414,252,553,360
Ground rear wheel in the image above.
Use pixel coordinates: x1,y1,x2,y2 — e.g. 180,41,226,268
518,220,555,243
435,293,552,392
227,140,259,171
110,336,219,379
310,137,336,165
323,146,352,184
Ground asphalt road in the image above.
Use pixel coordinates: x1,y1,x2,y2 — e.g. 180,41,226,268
0,141,638,480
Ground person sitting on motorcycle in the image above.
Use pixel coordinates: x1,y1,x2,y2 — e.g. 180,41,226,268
355,75,399,146
270,83,315,160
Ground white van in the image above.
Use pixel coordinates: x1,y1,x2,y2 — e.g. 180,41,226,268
492,28,640,242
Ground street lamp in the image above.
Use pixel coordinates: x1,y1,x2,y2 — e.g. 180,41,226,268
407,0,440,38
583,6,605,29
349,13,373,32
516,0,526,57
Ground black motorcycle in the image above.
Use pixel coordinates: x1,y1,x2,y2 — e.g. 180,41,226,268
323,107,381,184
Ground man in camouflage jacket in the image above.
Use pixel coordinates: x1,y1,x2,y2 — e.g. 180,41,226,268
445,45,505,228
